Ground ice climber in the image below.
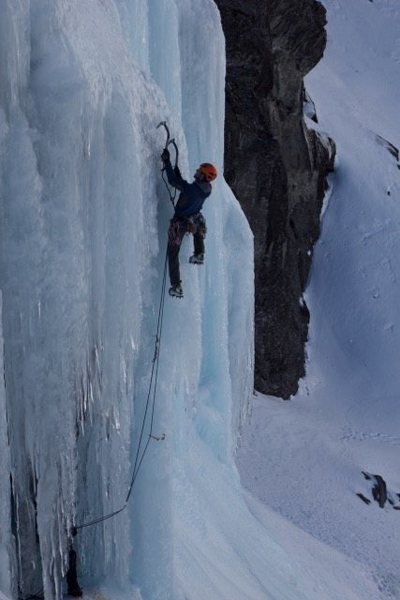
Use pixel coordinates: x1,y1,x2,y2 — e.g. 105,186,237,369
161,147,218,298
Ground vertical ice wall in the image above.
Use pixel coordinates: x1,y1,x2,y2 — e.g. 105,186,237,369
0,1,254,599
130,3,253,598
0,293,12,598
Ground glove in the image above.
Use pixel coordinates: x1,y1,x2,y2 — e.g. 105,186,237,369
161,148,170,162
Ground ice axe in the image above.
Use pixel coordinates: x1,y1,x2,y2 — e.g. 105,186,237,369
157,121,179,168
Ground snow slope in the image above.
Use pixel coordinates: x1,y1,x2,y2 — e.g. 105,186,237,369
238,1,400,597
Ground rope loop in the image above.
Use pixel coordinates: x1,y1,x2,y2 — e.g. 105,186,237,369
73,248,169,532
71,122,175,535
24,123,174,600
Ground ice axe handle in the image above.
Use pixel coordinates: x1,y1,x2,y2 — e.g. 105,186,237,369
168,138,179,168
157,121,171,147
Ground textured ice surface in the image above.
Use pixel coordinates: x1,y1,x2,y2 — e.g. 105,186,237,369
0,0,253,598
0,294,11,598
0,0,384,599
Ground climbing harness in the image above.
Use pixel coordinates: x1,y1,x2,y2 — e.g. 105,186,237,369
168,213,207,248
187,213,207,238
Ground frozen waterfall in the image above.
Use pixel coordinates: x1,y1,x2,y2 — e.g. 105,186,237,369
0,1,253,598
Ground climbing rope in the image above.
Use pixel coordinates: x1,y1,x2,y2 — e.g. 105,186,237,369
73,249,169,532
72,123,177,533
23,274,169,600
22,123,175,600
161,168,177,207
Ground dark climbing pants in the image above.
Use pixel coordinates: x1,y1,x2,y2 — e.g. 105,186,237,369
168,218,205,286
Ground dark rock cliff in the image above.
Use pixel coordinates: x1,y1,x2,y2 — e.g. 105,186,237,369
215,0,335,399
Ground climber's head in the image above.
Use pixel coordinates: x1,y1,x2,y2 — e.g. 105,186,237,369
195,163,218,183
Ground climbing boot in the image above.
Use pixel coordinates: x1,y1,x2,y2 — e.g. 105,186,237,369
169,283,183,298
189,253,204,265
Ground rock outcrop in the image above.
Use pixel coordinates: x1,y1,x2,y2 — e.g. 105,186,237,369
357,472,400,510
215,0,335,398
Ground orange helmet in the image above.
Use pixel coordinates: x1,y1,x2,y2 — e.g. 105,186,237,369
198,163,218,182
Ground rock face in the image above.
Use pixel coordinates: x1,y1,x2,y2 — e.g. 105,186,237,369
357,472,400,510
215,0,335,398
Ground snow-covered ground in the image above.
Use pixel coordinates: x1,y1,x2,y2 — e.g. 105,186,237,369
238,1,400,598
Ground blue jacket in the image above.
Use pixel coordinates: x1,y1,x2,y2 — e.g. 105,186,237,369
164,159,212,219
